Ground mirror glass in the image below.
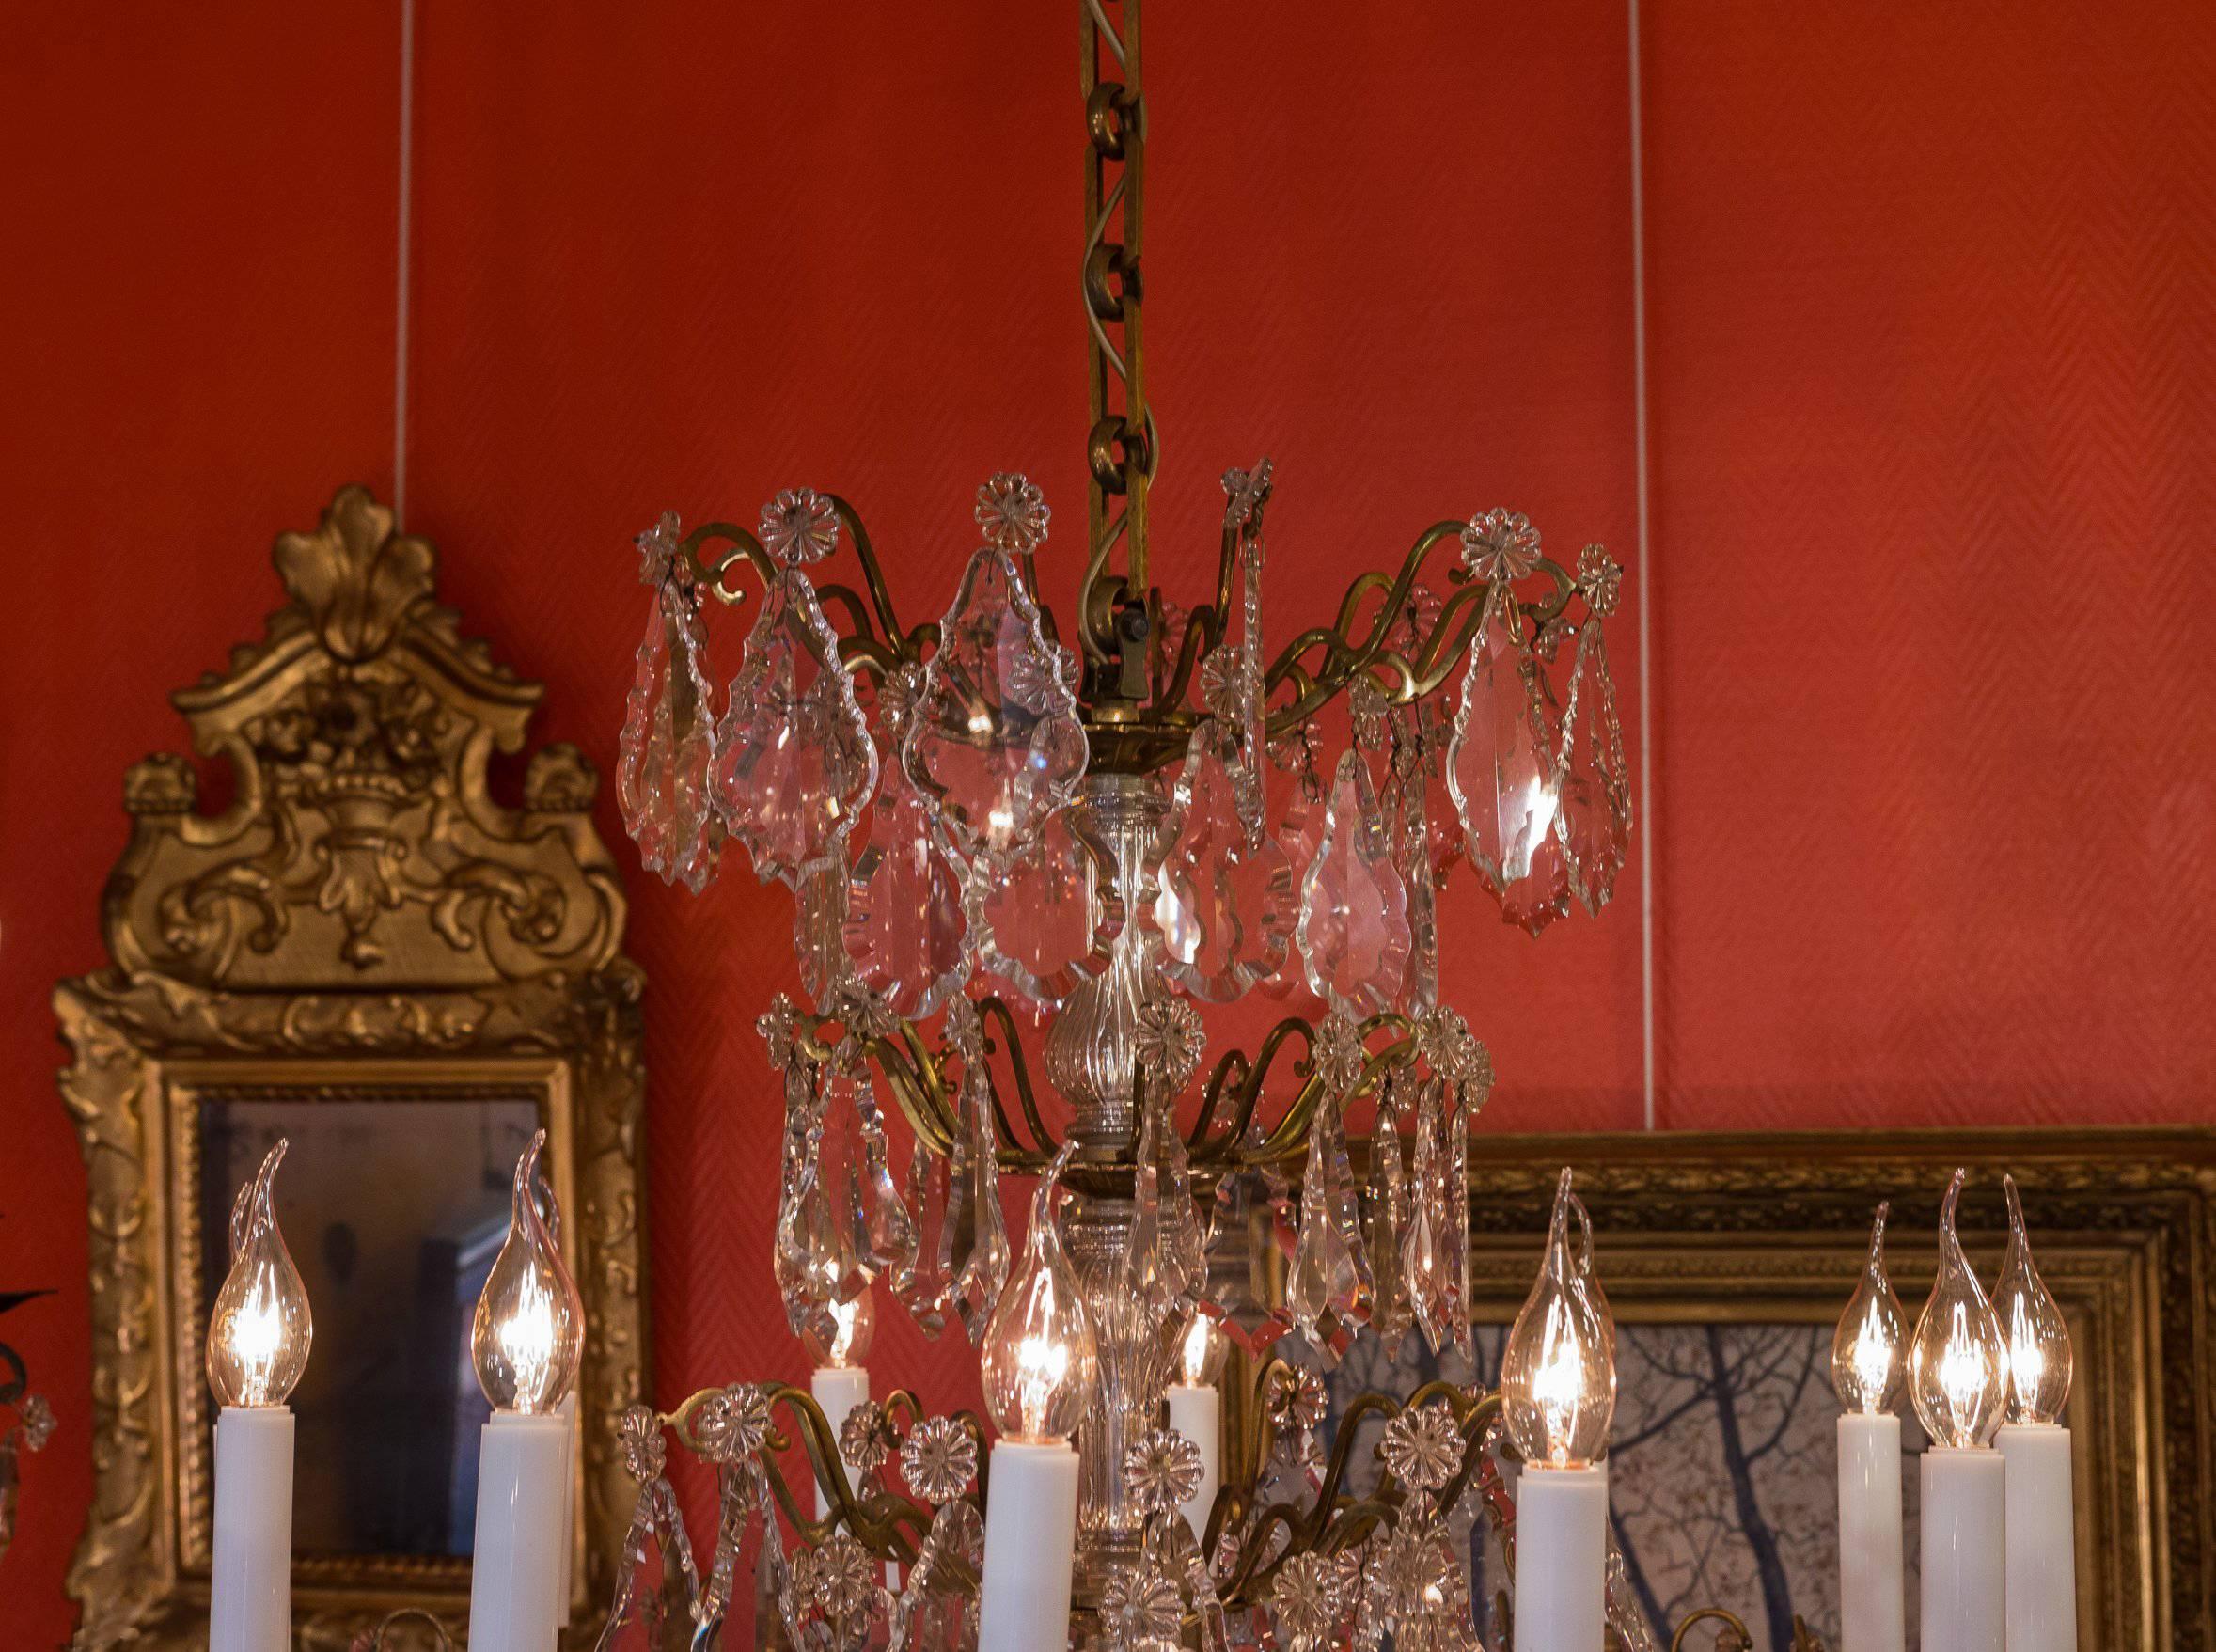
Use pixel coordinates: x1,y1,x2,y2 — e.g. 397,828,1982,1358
197,1097,542,1558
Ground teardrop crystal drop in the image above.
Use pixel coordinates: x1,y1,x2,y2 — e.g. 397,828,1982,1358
710,567,878,889
1560,621,1632,916
1364,1071,1414,1360
1260,738,1328,999
842,757,970,1019
1447,589,1562,899
904,541,1089,865
1155,722,1295,1002
1996,1175,2072,1424
618,523,720,892
831,1066,918,1282
1909,1169,2007,1449
977,804,1122,1012
1295,751,1411,1015
1831,1202,1909,1415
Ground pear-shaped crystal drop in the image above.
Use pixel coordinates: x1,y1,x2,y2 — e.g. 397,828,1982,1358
1198,1120,1297,1358
895,1136,951,1338
1448,589,1561,898
1156,722,1296,1002
618,525,720,892
842,757,970,1019
942,1035,1012,1345
1401,1078,1455,1360
1996,1175,2072,1424
977,804,1121,1012
904,543,1088,865
775,1062,869,1326
1831,1202,1909,1415
1910,1169,2008,1449
1560,621,1631,916
594,1466,699,1652
1295,751,1411,1015
711,567,879,889
1288,1101,1367,1365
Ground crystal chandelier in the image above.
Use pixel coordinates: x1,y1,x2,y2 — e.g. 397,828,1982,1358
603,2,1667,1646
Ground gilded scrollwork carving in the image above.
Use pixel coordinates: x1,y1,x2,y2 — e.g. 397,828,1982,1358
57,487,647,1651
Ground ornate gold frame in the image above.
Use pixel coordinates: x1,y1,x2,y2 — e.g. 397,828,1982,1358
1456,1127,2216,1652
55,487,648,1650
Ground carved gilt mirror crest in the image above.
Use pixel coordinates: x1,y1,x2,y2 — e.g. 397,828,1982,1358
55,486,646,1648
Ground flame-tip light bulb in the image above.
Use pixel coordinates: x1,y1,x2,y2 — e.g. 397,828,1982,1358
1912,1170,2011,1652
802,1288,876,1370
1832,1202,1909,1652
470,1130,585,1416
977,1144,1092,1652
1499,1169,1615,1652
1910,1170,2006,1452
207,1140,312,1652
1832,1201,1909,1418
1501,1169,1616,1471
467,1130,587,1652
1996,1174,2071,1426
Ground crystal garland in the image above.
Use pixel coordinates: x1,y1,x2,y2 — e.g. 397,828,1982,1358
604,457,1638,1650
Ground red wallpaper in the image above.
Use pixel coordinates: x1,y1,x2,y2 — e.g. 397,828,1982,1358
2,2,2210,1642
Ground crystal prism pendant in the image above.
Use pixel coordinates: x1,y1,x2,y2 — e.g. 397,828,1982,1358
895,1137,952,1337
842,756,970,1020
1294,751,1411,1015
904,495,1088,863
830,1065,918,1282
941,1001,1012,1345
1401,1077,1455,1360
1288,1100,1367,1364
1446,588,1561,898
1198,1120,1296,1358
618,514,720,892
976,803,1122,1012
1155,722,1295,1002
1260,736,1328,999
1364,1070,1414,1359
1559,620,1632,917
775,1065,868,1329
710,561,879,889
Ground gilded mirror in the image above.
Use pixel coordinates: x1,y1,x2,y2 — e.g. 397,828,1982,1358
55,486,647,1649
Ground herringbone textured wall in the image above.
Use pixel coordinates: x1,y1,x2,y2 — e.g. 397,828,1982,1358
3,1,2211,1641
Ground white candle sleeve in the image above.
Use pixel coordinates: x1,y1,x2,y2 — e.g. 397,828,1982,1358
977,1439,1080,1652
1165,1384,1220,1541
1920,1447,2006,1652
210,1406,294,1652
1514,1462,1609,1652
810,1364,872,1518
1998,1423,2077,1652
555,1392,578,1628
468,1410,571,1652
1836,1412,1906,1652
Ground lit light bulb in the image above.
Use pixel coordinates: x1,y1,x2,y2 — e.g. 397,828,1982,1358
207,1141,312,1408
1909,1169,2006,1450
1500,1169,1616,1469
470,1130,586,1415
1831,1202,1909,1416
981,1142,1097,1442
1178,1311,1225,1388
802,1285,876,1369
1995,1174,2071,1425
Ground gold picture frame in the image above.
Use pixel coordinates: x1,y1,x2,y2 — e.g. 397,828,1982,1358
1448,1128,2213,1652
55,487,648,1649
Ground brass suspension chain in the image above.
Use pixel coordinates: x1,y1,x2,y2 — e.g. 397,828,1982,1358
1078,0,1156,668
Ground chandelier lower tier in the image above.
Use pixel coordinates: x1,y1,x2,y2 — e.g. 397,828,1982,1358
599,2,1665,1648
